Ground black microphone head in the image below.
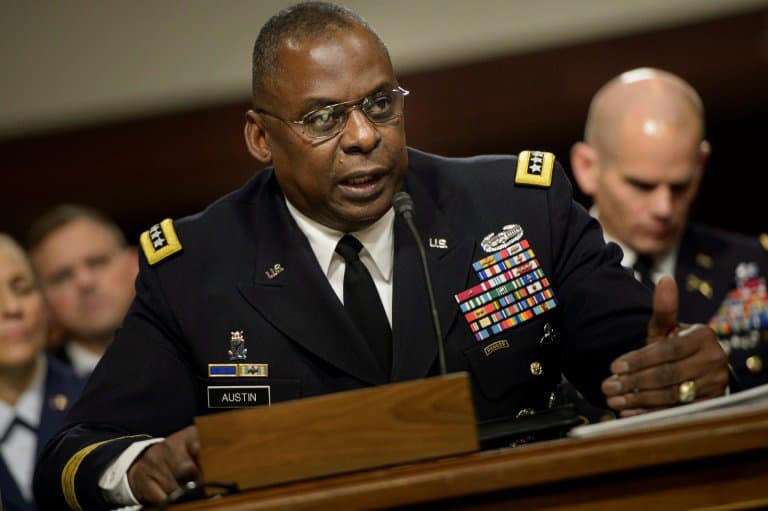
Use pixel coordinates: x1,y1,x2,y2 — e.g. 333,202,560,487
392,191,415,217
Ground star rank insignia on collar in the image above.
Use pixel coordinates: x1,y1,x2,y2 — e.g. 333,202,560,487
139,218,182,265
514,150,555,188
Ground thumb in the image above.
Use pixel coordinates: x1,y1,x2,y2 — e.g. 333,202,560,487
647,275,679,342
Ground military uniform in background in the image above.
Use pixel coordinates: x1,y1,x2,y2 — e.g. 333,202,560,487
676,224,768,390
34,149,651,510
1,357,82,511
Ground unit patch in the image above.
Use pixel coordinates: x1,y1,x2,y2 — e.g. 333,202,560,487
139,218,182,265
455,237,558,341
514,150,555,188
207,386,271,408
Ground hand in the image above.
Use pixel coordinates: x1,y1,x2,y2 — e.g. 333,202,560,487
127,425,201,505
601,276,728,417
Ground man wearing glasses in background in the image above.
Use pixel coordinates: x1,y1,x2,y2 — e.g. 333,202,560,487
35,2,727,509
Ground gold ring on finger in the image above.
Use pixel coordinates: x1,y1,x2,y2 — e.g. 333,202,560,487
678,380,696,404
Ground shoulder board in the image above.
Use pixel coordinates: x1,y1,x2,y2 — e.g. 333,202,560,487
761,233,768,252
139,218,182,265
515,150,555,188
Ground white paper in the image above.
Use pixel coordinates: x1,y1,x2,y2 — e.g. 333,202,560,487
569,383,768,438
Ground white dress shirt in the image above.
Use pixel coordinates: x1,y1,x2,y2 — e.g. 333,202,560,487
0,355,46,502
590,206,678,285
66,341,102,378
285,198,395,324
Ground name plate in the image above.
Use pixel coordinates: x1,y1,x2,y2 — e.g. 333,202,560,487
207,386,271,408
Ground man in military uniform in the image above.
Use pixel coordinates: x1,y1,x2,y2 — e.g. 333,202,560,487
27,205,138,378
571,68,768,390
35,4,727,510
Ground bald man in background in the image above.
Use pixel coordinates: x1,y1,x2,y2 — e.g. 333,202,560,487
571,68,768,389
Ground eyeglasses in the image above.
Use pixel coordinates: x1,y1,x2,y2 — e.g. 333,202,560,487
257,86,410,141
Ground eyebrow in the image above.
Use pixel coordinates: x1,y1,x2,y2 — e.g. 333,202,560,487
624,175,694,189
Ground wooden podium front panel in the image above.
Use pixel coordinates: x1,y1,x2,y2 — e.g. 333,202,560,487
176,407,768,511
196,373,478,490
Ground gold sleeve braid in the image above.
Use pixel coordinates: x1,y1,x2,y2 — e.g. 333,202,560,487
61,434,151,511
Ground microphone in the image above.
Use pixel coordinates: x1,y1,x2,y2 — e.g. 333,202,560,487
393,191,447,376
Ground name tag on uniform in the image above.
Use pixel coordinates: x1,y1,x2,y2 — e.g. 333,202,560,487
207,386,271,408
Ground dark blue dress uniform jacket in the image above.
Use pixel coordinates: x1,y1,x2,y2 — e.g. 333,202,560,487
1,356,82,511
34,149,651,510
676,224,768,390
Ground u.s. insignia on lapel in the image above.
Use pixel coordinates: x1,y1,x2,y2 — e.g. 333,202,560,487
228,330,248,360
265,263,284,279
455,229,558,341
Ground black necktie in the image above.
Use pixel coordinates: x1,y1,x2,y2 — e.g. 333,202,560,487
335,235,392,374
633,254,656,290
0,416,37,444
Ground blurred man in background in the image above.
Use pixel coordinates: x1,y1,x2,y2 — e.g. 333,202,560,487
27,205,138,378
571,67,768,389
0,234,82,511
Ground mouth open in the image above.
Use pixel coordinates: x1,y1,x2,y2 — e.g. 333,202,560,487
338,170,388,199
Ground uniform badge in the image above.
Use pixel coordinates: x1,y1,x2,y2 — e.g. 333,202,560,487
455,237,558,341
539,322,558,346
685,274,713,299
481,224,523,253
207,386,271,408
708,262,768,336
49,394,69,411
209,363,269,377
695,252,713,269
265,263,284,279
483,339,510,357
514,150,555,188
429,238,448,249
228,330,248,361
139,218,182,265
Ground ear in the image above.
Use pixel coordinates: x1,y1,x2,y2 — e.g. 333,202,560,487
244,110,273,165
124,246,139,278
697,139,711,173
570,142,600,197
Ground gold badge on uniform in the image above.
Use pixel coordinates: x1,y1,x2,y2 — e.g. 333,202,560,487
514,150,555,188
228,330,248,361
139,218,182,265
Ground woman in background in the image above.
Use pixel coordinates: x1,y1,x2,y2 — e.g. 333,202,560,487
0,234,82,511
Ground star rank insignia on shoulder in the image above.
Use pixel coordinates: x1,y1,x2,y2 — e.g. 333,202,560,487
139,218,182,265
515,150,555,188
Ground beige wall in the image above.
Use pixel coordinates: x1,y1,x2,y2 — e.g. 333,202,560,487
1,0,765,139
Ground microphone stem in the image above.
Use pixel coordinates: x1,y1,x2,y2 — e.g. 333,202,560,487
403,213,447,376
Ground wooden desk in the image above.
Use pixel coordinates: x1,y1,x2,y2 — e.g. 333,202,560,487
173,407,768,511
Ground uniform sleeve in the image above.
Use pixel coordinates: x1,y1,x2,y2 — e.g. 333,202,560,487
546,163,653,406
34,254,200,511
